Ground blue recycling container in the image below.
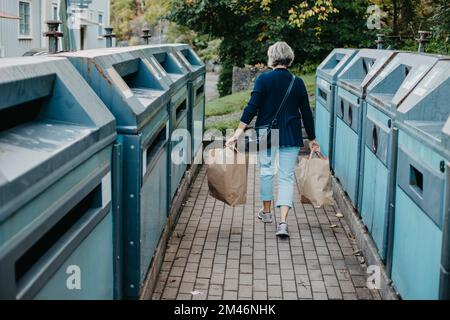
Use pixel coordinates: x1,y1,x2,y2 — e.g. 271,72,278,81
167,44,206,164
390,59,450,300
0,57,117,299
362,53,441,261
140,46,191,201
60,48,173,299
315,48,357,162
334,49,396,207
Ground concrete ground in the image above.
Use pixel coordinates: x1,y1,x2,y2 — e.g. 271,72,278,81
151,163,381,300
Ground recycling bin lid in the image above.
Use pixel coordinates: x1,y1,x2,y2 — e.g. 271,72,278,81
316,48,358,84
59,48,172,133
397,59,450,153
367,53,444,111
165,44,205,80
0,56,116,220
337,49,396,98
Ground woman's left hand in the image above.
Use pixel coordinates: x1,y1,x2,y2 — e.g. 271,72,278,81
226,134,239,147
226,127,245,147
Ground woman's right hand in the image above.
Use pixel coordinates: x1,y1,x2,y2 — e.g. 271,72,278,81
309,139,320,153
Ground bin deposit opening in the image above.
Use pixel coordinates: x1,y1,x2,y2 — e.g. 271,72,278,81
362,58,375,76
372,126,378,153
176,100,187,120
115,58,164,91
409,164,424,195
15,184,103,286
180,49,202,67
153,52,184,75
146,125,167,169
196,85,205,98
322,53,344,70
318,88,328,101
0,97,47,132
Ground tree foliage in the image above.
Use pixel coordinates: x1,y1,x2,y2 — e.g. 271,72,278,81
169,0,375,95
111,0,449,95
111,0,136,40
370,0,449,53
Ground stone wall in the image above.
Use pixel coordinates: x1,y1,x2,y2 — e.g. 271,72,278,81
232,65,267,93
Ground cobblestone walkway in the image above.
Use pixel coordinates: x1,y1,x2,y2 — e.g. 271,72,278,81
152,164,381,300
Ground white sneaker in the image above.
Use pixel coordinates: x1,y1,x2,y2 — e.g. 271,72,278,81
257,210,273,223
276,222,289,237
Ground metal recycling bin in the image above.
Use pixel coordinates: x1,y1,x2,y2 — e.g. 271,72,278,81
334,49,396,207
315,48,357,161
0,57,117,299
61,48,172,299
362,53,441,261
390,59,450,300
140,46,191,201
167,44,206,164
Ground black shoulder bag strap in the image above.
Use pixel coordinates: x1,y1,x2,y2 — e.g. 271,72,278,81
269,74,296,129
252,74,296,148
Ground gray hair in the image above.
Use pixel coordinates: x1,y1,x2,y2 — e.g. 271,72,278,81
267,42,295,68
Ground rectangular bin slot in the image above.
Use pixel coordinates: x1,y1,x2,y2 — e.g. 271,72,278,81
176,100,187,121
153,52,184,75
115,59,164,91
180,49,202,67
322,53,344,70
404,66,411,77
0,74,56,132
146,126,167,168
15,184,102,284
0,97,47,132
409,165,424,196
318,88,328,101
196,85,204,98
362,58,375,75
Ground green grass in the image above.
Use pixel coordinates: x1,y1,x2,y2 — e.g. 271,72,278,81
300,73,316,94
205,90,251,117
205,118,241,134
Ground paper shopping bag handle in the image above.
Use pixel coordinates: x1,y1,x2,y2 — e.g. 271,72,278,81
308,150,325,160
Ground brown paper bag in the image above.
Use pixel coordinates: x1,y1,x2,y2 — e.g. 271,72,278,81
298,151,334,208
206,147,248,206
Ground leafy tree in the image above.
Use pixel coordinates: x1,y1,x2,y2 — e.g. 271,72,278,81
111,0,136,40
372,0,449,53
169,0,374,95
143,0,170,26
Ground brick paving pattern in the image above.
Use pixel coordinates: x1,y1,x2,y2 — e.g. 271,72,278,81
152,163,381,300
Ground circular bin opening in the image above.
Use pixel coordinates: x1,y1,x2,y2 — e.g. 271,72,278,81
340,100,344,118
372,126,378,153
348,106,353,126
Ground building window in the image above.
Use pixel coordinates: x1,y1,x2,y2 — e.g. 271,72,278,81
98,13,103,37
19,1,31,37
53,5,58,20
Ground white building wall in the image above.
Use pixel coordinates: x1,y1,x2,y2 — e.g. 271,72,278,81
69,0,110,51
0,0,110,57
0,0,43,57
41,0,58,44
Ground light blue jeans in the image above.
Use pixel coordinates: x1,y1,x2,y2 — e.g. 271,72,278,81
259,146,301,208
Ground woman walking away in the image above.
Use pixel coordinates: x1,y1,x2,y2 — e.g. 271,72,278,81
226,41,319,237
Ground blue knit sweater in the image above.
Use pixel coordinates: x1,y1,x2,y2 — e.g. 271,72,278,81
240,68,316,147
